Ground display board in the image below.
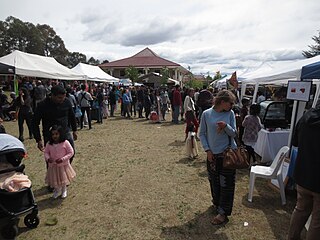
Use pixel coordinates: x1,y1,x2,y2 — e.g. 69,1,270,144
286,81,312,102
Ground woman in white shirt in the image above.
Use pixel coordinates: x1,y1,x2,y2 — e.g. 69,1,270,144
183,88,199,141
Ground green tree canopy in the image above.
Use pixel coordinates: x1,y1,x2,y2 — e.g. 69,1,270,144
125,65,139,83
160,66,169,85
0,16,104,68
184,78,203,89
303,30,320,58
213,71,222,80
87,56,100,66
66,52,87,68
37,24,69,65
0,16,43,56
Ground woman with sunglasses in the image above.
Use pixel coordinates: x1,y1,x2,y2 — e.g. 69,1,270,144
199,89,237,225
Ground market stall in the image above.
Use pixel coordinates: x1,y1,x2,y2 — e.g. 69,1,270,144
72,63,119,83
254,129,290,163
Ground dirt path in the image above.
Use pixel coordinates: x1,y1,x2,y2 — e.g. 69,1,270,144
3,114,296,240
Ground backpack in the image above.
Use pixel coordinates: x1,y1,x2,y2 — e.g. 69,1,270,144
79,92,90,107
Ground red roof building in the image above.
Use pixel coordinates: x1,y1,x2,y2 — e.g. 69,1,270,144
99,47,188,85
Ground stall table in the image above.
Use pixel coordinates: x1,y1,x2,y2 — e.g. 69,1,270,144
254,129,290,163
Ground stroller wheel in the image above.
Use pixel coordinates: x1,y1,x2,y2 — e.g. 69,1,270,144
1,224,18,239
24,214,40,228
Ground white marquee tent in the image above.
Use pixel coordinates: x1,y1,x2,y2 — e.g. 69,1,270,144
72,63,119,83
241,55,320,85
0,50,85,80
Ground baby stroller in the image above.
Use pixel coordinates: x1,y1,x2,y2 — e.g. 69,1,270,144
0,134,39,239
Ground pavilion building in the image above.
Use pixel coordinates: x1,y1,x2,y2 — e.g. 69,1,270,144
99,47,189,86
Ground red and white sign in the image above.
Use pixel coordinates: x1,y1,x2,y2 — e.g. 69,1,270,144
286,81,312,102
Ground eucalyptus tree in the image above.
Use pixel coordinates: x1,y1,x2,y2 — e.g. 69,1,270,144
303,30,320,58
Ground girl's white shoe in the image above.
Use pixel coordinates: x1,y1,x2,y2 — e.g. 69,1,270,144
61,187,67,199
52,188,61,199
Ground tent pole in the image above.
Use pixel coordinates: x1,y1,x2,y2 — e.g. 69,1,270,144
252,82,259,103
312,81,320,108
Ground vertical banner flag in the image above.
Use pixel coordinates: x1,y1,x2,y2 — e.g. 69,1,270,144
228,71,238,90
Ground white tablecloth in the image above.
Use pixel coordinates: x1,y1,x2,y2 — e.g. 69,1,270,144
254,129,290,163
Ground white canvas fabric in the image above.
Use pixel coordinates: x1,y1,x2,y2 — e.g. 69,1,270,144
72,63,119,83
241,55,320,85
0,50,85,80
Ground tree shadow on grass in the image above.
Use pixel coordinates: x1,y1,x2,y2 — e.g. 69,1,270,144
160,208,228,240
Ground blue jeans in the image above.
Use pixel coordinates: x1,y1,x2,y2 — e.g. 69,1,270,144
173,105,180,124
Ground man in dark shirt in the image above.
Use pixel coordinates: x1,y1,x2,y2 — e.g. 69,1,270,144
288,106,320,240
137,86,145,118
109,86,117,117
33,85,77,155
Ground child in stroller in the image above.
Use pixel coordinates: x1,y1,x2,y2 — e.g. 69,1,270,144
0,134,39,239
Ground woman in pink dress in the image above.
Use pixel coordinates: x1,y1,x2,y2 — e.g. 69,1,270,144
44,125,76,199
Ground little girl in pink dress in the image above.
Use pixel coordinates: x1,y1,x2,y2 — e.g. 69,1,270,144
44,125,76,199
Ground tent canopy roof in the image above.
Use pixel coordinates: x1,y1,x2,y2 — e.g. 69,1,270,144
0,50,85,80
0,62,15,75
241,55,320,85
72,63,119,83
301,61,320,80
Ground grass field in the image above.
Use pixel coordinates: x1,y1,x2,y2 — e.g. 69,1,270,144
1,111,299,240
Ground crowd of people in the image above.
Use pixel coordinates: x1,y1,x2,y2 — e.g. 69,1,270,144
0,77,319,239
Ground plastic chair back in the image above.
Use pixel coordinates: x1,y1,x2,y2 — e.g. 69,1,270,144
269,146,289,178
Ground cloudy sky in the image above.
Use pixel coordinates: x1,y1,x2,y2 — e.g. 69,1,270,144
1,0,320,75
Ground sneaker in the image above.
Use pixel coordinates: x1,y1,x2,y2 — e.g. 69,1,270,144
61,188,67,199
53,189,61,199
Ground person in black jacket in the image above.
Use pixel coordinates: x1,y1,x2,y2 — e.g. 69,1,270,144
288,106,320,240
109,86,117,117
16,87,33,142
137,86,145,118
32,85,77,162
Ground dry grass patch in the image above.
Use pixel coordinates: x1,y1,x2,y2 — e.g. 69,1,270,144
1,113,297,240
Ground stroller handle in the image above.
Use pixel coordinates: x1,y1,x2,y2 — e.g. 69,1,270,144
0,164,25,175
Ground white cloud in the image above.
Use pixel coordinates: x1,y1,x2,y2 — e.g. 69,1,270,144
0,0,320,75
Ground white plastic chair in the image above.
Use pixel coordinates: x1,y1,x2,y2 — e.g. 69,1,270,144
248,146,290,205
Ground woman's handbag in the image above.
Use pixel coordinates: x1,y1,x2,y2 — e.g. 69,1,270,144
223,136,249,169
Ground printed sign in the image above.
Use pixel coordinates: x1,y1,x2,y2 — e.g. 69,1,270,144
286,81,312,102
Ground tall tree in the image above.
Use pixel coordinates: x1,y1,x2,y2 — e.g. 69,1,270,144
37,24,69,65
87,56,100,65
0,16,43,56
125,65,139,83
213,71,222,80
101,59,109,64
66,52,87,68
0,16,90,68
303,31,320,58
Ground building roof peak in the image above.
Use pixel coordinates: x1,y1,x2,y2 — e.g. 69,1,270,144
132,47,158,58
